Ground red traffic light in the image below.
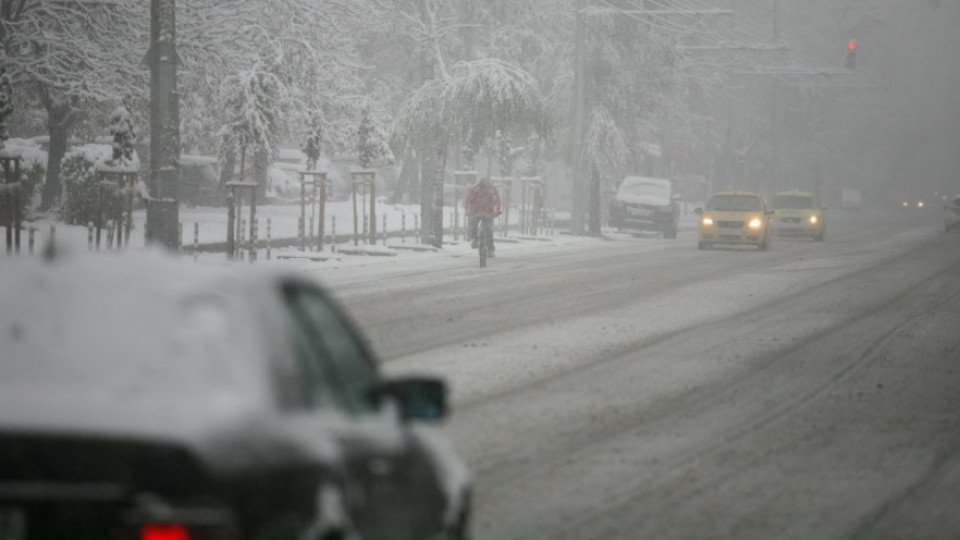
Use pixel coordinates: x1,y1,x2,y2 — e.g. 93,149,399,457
847,40,857,51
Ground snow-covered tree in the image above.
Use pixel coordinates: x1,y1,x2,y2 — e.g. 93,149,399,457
1,0,147,209
0,68,13,151
393,57,550,246
302,116,323,171
217,56,289,194
356,105,392,170
108,105,137,165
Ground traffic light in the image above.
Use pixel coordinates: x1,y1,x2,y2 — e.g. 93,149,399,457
846,40,857,69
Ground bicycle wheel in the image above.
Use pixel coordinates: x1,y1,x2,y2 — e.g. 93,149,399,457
477,222,487,268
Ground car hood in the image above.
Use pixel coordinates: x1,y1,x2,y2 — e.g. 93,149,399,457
615,193,670,207
702,210,765,221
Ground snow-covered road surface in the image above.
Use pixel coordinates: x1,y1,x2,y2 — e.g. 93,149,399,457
302,208,960,540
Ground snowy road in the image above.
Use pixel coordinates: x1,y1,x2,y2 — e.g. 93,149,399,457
311,209,960,539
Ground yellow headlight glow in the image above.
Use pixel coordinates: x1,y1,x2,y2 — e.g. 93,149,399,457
809,215,819,224
702,217,714,226
748,218,763,229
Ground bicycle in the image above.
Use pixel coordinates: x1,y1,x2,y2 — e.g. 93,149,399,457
471,213,495,268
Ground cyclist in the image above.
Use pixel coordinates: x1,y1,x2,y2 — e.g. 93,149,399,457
465,177,502,257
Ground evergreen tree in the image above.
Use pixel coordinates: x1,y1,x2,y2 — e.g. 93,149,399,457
0,69,13,152
356,105,390,170
302,116,323,170
108,105,137,164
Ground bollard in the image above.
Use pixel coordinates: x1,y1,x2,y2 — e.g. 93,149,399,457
266,218,272,260
402,214,406,243
449,212,454,243
331,215,337,253
49,224,56,253
178,222,183,252
382,214,387,246
193,222,199,262
88,223,94,251
106,222,114,249
414,214,420,244
29,228,35,255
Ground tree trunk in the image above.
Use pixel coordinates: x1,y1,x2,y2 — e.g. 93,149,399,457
38,85,77,211
588,163,602,236
430,138,447,248
253,147,269,198
219,143,236,188
390,155,418,204
419,148,433,244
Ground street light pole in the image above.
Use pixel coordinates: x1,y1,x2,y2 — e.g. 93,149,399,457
145,0,181,248
570,0,586,235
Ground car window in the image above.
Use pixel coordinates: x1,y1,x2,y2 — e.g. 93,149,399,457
706,195,763,212
773,195,815,209
283,284,379,415
285,310,345,410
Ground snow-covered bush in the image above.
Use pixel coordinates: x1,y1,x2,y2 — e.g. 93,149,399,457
60,144,139,225
0,138,47,218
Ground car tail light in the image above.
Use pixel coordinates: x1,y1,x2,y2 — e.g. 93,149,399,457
141,524,190,540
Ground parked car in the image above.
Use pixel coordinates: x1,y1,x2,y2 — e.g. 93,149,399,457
944,194,960,232
696,191,773,250
770,190,826,241
608,176,681,238
0,250,471,540
180,155,222,207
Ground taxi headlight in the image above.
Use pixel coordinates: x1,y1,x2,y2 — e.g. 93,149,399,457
809,215,819,224
748,218,763,229
701,217,714,226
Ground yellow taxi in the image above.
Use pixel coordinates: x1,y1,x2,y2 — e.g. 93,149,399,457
770,190,826,241
696,191,772,250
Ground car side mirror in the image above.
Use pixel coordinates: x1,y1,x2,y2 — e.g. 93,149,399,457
695,208,703,215
377,376,448,422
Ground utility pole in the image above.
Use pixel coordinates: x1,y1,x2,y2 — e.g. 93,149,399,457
570,0,586,234
144,0,180,248
770,0,782,193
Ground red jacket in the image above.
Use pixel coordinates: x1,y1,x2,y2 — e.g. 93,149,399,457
465,184,502,216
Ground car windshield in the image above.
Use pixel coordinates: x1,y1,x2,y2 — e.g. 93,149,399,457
773,195,816,209
620,180,670,198
706,194,763,212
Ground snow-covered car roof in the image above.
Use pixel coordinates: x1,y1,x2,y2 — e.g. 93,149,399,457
0,250,293,438
620,176,671,189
